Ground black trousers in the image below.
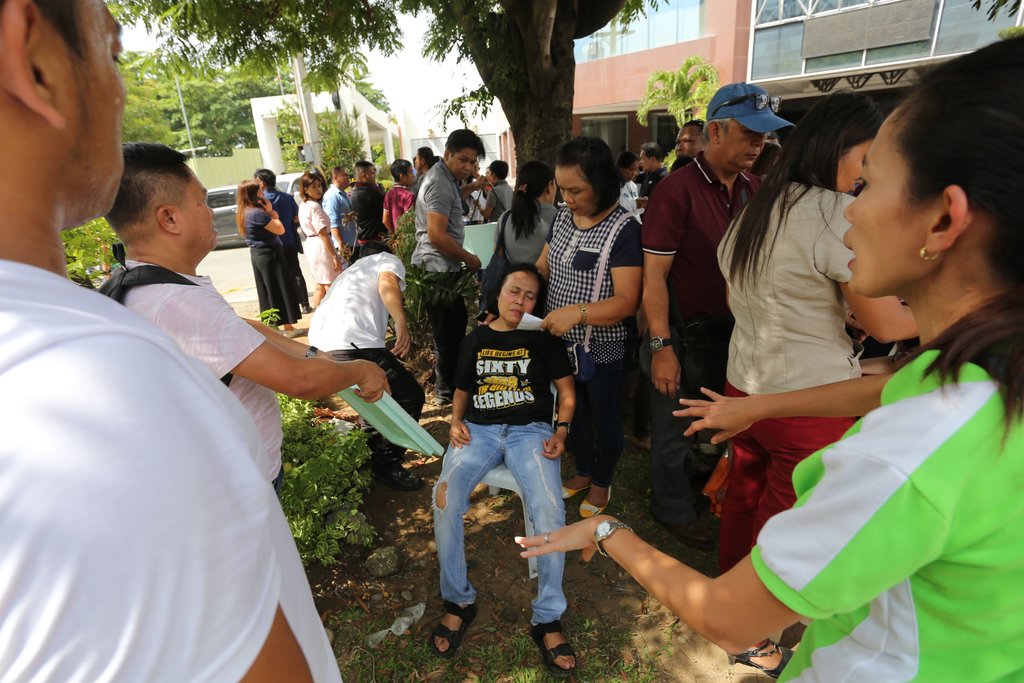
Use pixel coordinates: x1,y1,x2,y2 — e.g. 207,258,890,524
249,245,300,325
329,347,425,471
425,297,467,401
281,243,309,307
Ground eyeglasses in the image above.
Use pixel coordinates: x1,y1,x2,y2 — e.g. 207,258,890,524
709,93,781,119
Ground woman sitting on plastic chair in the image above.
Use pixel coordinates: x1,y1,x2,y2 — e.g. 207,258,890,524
429,263,578,677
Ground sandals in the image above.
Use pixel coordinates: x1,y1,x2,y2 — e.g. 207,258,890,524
579,487,611,518
427,601,477,659
728,639,793,679
561,481,591,499
530,619,577,678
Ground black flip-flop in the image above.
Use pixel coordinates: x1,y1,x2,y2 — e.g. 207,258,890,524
530,619,576,678
427,601,477,659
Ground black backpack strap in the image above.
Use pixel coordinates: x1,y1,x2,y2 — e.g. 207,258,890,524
99,264,200,304
99,264,234,387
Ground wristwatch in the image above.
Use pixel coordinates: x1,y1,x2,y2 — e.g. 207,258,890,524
594,519,633,557
555,421,572,435
305,346,319,358
649,336,673,352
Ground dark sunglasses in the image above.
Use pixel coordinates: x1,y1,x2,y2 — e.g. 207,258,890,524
710,93,781,119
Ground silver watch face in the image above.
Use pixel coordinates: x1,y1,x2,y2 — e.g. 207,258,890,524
649,337,664,351
595,520,612,538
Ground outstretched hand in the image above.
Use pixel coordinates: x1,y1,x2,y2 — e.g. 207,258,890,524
515,516,607,563
675,387,756,444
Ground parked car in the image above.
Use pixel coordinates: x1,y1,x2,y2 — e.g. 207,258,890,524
276,172,304,205
209,185,245,250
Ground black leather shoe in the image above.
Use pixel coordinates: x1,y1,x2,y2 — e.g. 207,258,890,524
373,467,424,491
300,304,314,315
656,516,716,550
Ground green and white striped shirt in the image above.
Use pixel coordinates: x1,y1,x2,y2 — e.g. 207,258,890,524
753,350,1024,682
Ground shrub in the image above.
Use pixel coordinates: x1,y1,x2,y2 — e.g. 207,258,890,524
62,217,117,287
393,208,480,348
278,395,375,566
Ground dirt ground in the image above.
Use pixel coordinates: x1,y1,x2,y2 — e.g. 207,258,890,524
312,356,783,681
238,307,786,681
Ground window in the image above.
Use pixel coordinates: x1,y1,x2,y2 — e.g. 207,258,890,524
580,116,629,155
757,0,781,23
934,0,1016,55
207,189,236,209
575,0,705,63
865,39,931,64
806,50,863,71
751,24,805,79
650,114,679,158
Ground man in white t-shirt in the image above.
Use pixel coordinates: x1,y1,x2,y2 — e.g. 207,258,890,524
104,142,390,489
308,241,426,490
0,2,342,680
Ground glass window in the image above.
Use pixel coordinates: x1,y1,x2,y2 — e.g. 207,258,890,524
581,116,629,155
207,189,235,209
782,0,807,19
679,1,704,41
934,0,1016,55
806,50,863,71
650,114,680,158
811,0,840,13
751,24,805,79
758,0,781,23
651,6,681,47
865,39,932,64
574,0,706,63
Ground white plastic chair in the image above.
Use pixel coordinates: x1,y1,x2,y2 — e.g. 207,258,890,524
480,464,538,579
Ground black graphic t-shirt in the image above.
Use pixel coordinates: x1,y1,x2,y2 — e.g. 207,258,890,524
455,326,573,426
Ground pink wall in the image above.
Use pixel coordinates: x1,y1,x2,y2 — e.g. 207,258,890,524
573,0,753,111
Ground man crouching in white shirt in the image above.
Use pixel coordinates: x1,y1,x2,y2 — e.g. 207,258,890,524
308,240,425,491
104,142,390,491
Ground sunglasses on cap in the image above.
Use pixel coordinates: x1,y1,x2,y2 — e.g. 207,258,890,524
710,93,782,119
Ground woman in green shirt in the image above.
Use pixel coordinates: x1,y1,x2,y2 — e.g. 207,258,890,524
516,37,1024,681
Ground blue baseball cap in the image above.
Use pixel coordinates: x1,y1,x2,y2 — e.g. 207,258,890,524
705,83,793,134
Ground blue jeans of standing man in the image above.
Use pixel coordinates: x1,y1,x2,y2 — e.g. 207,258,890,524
566,360,627,488
433,421,566,624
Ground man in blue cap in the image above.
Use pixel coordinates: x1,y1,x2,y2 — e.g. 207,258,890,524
639,83,792,554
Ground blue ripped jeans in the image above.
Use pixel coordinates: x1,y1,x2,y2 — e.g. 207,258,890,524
432,421,566,624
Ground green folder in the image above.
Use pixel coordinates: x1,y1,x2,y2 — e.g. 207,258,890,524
338,386,445,457
463,222,498,268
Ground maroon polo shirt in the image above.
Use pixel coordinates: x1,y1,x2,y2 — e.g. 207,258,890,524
642,153,760,321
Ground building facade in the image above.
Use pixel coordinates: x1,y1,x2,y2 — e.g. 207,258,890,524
571,0,755,156
748,0,1023,117
571,0,1021,153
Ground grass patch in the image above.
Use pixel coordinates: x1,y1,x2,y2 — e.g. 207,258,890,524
331,607,665,681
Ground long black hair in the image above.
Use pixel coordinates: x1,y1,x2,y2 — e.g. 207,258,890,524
898,37,1024,422
725,91,883,285
508,161,554,241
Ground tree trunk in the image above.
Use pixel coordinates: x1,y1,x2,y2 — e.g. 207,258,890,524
496,11,577,167
456,0,626,168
